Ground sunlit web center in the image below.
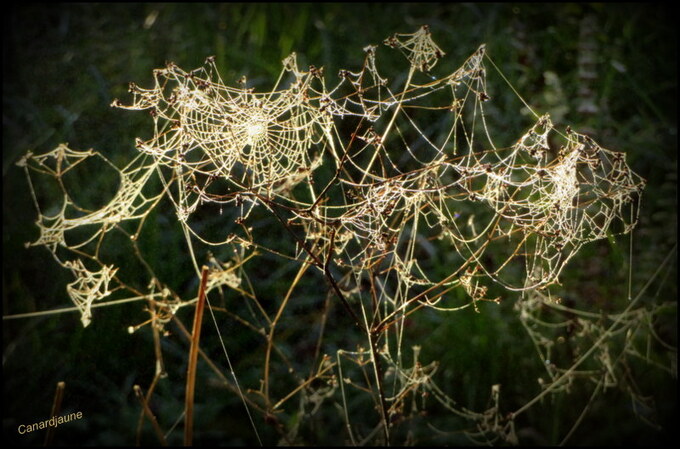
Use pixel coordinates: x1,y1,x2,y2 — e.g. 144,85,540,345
245,118,267,145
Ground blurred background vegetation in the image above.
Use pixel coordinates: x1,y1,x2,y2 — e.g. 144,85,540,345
3,3,676,446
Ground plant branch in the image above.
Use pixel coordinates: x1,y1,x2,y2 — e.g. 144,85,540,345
184,265,210,446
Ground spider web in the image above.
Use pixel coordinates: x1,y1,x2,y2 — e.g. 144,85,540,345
16,25,656,445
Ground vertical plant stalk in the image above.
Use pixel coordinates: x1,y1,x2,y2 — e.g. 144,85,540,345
260,195,365,331
44,381,65,446
135,372,164,446
136,297,167,445
263,258,311,406
184,266,210,446
367,261,390,446
368,329,390,446
172,314,267,412
134,384,168,446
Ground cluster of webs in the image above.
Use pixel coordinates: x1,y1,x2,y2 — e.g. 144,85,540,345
20,25,645,328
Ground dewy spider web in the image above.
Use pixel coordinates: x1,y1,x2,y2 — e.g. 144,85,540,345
15,25,656,445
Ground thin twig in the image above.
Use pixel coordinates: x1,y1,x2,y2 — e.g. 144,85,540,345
259,195,365,331
134,384,168,446
264,258,311,407
44,381,65,447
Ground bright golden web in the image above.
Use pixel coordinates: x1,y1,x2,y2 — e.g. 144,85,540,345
16,26,660,445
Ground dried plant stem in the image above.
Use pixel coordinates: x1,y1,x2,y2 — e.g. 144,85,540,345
44,381,65,446
368,329,390,446
134,384,168,446
260,195,365,331
184,266,210,446
172,314,265,414
149,297,166,378
136,297,167,444
368,265,391,445
271,359,336,411
135,371,164,445
264,258,311,406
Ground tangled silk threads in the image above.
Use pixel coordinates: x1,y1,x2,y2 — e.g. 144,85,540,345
20,25,643,330
16,24,658,446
